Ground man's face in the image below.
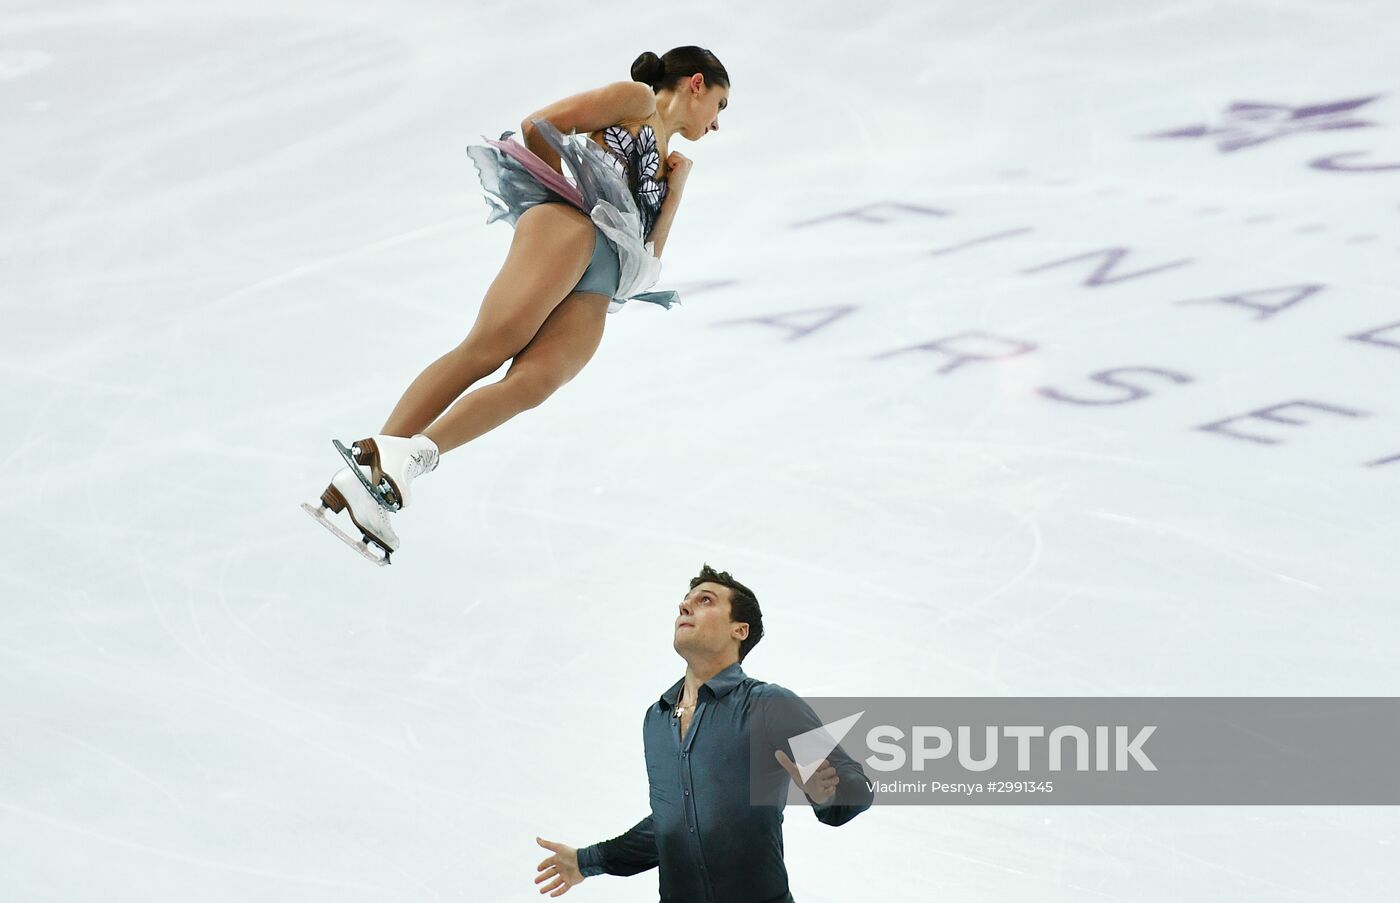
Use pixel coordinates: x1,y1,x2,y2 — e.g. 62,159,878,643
674,581,746,658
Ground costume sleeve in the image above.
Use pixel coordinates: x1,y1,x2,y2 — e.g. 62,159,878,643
758,683,875,827
808,746,875,827
574,815,659,877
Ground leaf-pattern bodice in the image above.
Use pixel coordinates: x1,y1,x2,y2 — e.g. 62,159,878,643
596,123,668,241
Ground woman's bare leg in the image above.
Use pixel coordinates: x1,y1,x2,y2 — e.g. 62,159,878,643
421,290,611,454
377,203,599,438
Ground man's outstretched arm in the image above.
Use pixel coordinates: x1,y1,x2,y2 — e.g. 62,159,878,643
762,684,876,827
576,815,659,877
806,741,875,827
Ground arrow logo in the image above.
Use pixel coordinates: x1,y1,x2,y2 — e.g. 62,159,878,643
787,711,864,782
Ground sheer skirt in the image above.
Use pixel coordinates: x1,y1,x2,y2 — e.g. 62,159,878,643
465,118,680,312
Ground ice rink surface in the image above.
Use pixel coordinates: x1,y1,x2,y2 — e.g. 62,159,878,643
3,0,1399,899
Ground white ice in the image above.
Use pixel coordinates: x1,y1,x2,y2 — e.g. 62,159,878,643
3,0,1398,900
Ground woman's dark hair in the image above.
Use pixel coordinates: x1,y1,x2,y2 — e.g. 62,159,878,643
690,563,762,661
631,46,729,94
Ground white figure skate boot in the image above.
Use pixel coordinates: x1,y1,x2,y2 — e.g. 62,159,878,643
332,433,439,512
301,465,402,565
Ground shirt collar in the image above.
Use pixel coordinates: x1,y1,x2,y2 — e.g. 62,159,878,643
660,660,748,708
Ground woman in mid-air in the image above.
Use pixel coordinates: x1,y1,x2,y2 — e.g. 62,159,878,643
303,46,731,564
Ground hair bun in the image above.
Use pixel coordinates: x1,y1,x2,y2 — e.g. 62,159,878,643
630,50,665,88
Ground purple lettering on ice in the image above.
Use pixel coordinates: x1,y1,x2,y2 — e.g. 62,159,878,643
1197,401,1370,445
1309,152,1400,172
927,227,1034,257
1347,320,1400,352
1018,248,1193,286
673,279,741,294
1366,453,1400,467
712,305,859,341
791,202,950,228
1037,367,1195,406
1173,284,1327,320
1142,97,1381,153
872,331,1038,374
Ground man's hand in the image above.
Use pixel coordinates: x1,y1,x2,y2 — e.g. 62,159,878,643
534,837,586,897
775,749,840,805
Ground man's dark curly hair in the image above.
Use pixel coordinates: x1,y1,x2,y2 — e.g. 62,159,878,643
690,563,763,661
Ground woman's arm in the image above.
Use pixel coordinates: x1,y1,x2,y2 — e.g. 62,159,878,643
648,153,691,259
647,181,684,258
520,81,656,177
518,123,564,177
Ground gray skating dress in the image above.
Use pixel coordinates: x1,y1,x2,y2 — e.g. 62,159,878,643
465,117,680,313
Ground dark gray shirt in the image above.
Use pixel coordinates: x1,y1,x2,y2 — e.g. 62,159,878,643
576,661,873,902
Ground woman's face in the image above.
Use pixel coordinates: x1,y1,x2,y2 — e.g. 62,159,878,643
685,75,729,140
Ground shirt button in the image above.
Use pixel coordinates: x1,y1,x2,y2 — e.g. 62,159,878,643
684,790,690,796
689,827,694,833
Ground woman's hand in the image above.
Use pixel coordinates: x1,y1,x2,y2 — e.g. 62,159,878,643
666,150,692,189
534,837,586,897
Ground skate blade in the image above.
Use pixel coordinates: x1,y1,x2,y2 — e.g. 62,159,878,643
332,439,399,512
301,501,391,566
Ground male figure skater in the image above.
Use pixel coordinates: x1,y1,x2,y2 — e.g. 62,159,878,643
533,564,873,901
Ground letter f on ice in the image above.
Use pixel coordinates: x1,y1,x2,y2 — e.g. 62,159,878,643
788,712,864,782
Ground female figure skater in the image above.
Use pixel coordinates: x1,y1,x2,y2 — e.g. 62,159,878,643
304,46,731,564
